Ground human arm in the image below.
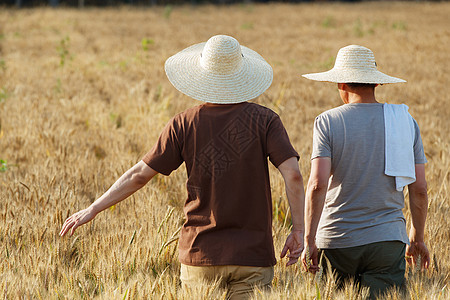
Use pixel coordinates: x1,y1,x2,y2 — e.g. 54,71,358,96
301,157,331,273
405,164,430,270
59,160,158,237
278,157,305,266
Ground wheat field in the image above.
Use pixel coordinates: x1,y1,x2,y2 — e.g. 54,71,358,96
0,2,449,299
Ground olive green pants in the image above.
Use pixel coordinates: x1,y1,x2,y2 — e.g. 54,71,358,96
320,241,406,299
180,264,274,300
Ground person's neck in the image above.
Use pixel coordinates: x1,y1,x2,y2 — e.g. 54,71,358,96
345,92,378,104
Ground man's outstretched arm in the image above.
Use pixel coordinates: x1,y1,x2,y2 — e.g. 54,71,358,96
405,164,430,270
59,161,158,237
301,157,331,273
278,157,305,266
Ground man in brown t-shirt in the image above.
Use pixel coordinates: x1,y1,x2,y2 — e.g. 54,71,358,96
60,35,305,299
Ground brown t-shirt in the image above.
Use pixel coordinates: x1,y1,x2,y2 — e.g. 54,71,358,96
142,102,298,267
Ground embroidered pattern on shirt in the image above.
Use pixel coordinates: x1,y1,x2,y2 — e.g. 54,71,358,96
219,116,257,157
195,141,234,180
244,104,271,131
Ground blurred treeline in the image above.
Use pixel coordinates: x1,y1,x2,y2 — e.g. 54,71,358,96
0,0,436,7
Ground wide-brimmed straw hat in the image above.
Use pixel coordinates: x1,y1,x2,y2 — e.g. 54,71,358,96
302,45,406,84
165,35,273,104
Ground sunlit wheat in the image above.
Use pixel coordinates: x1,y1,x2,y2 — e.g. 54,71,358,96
0,2,449,299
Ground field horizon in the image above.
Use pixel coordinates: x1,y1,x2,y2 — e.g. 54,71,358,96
0,2,449,299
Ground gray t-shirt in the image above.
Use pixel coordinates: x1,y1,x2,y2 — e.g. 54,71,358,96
312,103,427,249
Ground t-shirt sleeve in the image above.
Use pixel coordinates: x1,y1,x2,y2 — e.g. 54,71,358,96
311,114,332,160
412,119,427,164
267,114,299,168
142,117,184,175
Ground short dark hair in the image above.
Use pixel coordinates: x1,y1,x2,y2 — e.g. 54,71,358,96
346,83,377,89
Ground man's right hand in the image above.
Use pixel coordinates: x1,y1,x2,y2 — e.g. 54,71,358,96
280,230,304,266
405,241,430,270
406,164,429,271
301,242,320,273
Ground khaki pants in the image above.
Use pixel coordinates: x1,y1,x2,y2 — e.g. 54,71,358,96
180,264,274,300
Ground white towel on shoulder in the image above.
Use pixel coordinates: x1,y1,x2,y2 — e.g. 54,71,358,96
383,103,416,191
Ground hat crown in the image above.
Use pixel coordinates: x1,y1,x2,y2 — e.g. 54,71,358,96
200,35,243,75
334,45,377,70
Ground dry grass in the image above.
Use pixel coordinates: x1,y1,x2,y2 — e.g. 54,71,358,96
0,2,449,299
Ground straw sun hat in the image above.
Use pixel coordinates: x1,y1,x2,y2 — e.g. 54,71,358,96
165,35,273,104
302,45,406,84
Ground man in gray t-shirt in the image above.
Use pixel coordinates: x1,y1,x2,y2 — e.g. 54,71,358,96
300,45,430,299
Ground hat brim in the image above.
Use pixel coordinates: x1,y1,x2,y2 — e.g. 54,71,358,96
165,43,273,104
302,68,406,84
